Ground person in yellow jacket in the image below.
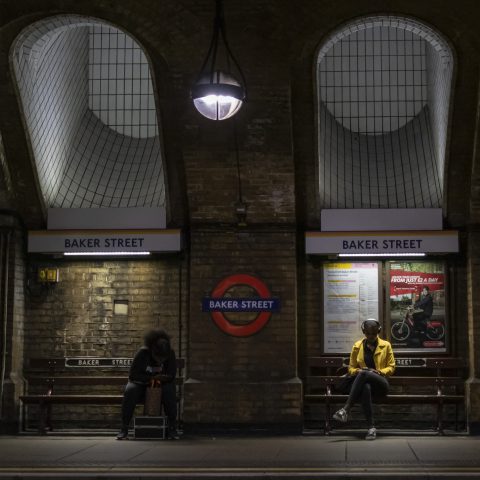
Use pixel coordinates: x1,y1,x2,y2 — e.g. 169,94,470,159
333,318,395,440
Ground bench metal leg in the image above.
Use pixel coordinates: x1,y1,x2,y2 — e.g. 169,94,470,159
325,397,331,435
46,403,53,432
38,400,48,435
436,400,444,435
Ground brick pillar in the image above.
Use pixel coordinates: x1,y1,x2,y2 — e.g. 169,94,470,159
467,229,480,433
183,227,302,432
0,219,25,433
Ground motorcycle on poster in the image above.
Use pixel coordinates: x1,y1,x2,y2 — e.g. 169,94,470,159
388,262,446,352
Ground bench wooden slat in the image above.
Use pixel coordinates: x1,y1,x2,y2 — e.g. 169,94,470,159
390,377,463,386
306,376,463,387
304,394,464,403
20,394,124,404
27,359,63,369
308,357,345,368
307,357,464,369
26,376,185,386
26,376,127,386
425,358,465,368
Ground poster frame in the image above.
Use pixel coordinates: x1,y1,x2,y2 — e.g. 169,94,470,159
320,260,383,355
384,260,450,355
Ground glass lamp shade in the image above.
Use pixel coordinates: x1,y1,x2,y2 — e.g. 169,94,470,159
192,71,244,120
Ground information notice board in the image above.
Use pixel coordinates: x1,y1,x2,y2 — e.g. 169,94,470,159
323,262,379,353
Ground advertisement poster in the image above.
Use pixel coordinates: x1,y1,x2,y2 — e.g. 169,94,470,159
389,261,446,352
323,262,379,353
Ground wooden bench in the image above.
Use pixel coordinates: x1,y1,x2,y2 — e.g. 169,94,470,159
304,356,465,435
20,357,185,434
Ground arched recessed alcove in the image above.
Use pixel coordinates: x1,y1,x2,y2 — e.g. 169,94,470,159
317,16,454,208
12,15,165,209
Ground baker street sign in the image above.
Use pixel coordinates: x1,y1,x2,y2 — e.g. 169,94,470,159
65,357,133,367
305,231,459,255
28,229,181,253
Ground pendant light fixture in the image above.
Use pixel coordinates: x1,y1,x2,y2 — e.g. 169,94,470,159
191,0,246,121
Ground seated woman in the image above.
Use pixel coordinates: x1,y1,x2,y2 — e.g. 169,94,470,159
333,319,395,440
117,328,179,440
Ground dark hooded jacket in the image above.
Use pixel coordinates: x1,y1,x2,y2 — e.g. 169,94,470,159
128,344,176,385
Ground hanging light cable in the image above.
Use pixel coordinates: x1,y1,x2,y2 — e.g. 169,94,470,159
191,0,246,121
233,120,247,226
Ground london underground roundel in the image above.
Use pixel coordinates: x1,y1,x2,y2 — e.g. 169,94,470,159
202,274,280,337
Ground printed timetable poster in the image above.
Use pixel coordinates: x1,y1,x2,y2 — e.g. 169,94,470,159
323,262,379,353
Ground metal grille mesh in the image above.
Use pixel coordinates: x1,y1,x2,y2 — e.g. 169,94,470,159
317,16,453,209
12,16,165,209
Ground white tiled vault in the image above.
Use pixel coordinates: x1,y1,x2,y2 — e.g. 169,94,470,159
317,16,453,209
12,15,165,208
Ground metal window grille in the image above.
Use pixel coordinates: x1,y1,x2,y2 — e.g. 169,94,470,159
12,16,165,209
317,16,453,209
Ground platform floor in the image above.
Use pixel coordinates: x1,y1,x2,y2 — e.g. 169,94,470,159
0,430,479,479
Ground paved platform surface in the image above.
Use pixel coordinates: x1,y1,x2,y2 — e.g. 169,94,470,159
0,431,479,479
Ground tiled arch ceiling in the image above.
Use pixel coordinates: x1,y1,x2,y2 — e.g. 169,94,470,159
317,16,454,209
12,15,165,209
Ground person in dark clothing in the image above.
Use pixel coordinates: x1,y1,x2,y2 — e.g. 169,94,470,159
413,286,434,332
116,328,179,440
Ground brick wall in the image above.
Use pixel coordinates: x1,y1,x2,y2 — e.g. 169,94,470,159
184,227,302,429
0,219,25,433
467,230,480,432
23,257,186,429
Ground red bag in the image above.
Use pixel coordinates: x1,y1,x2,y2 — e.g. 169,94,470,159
144,379,162,416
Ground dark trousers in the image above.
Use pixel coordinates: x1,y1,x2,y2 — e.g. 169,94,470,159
346,370,389,428
413,312,430,332
121,381,177,431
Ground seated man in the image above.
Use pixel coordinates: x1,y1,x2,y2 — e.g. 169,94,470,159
116,328,179,440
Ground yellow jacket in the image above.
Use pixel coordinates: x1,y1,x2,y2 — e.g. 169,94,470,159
348,337,396,377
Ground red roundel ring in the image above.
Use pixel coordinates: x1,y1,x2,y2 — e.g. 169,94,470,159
210,274,272,337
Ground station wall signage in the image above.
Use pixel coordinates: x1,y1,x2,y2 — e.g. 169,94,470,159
65,357,132,367
305,230,459,255
28,229,182,253
395,358,426,367
340,357,427,367
203,274,280,337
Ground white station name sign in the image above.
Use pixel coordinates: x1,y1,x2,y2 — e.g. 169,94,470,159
305,230,459,255
28,229,182,253
65,357,132,367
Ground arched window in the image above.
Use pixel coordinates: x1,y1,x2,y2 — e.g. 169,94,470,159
12,15,165,208
317,16,454,208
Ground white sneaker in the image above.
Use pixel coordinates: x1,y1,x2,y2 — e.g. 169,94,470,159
332,408,348,423
365,427,377,440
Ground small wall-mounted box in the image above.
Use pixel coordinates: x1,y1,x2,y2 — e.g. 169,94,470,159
37,268,60,283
